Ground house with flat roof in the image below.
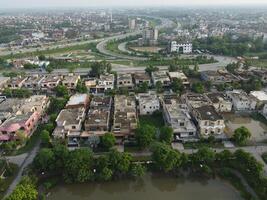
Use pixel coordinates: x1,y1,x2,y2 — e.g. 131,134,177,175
19,95,49,117
134,72,151,86
6,76,27,89
183,93,211,109
168,71,190,85
113,95,137,139
22,75,45,91
85,74,114,94
84,96,112,136
137,92,160,115
0,77,10,90
0,112,39,142
192,105,225,137
62,75,80,90
151,71,170,87
249,91,267,109
162,97,197,141
40,75,61,91
53,108,86,147
226,90,256,111
117,73,134,90
201,70,238,85
206,92,232,112
65,94,89,109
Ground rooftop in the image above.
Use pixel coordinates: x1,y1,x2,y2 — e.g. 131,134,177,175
250,91,267,102
66,94,88,107
56,108,85,126
195,105,223,121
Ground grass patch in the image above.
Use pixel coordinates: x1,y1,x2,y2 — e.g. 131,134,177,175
0,163,19,199
0,42,99,60
139,111,164,128
183,141,224,149
132,155,151,162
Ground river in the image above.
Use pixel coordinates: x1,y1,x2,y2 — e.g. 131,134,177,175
47,173,243,200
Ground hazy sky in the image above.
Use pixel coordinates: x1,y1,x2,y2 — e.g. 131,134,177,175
1,0,267,8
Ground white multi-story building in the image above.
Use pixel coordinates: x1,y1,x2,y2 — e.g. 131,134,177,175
137,92,160,115
129,19,136,30
169,41,192,54
226,90,257,111
162,97,197,141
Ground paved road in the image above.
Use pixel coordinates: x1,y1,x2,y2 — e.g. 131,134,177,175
96,17,174,60
4,140,40,198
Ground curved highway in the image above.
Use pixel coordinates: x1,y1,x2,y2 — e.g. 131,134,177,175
96,17,175,60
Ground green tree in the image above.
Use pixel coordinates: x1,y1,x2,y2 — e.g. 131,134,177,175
191,82,204,93
95,155,113,181
76,80,87,93
54,85,69,97
135,124,156,149
46,66,54,73
137,82,149,93
33,148,55,172
159,126,174,144
52,144,69,171
40,130,51,146
151,142,182,172
6,176,38,200
129,163,146,178
155,81,163,93
38,54,46,61
145,65,158,75
101,133,116,150
171,79,184,94
63,148,94,183
108,149,132,174
232,126,251,145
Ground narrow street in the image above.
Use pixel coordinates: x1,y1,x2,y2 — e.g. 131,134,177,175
4,140,40,198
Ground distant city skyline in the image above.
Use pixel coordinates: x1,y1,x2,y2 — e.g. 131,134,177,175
1,0,267,8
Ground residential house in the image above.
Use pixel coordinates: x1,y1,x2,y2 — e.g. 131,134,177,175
22,75,45,91
0,77,10,90
6,76,27,89
200,70,236,85
62,75,80,90
53,108,86,147
168,71,190,86
192,105,225,137
249,91,267,109
137,92,160,115
0,112,39,142
134,72,151,86
117,73,134,90
151,71,170,87
40,75,61,91
84,96,112,136
65,94,89,109
162,97,197,141
113,95,138,139
226,90,257,111
183,93,211,109
206,92,232,112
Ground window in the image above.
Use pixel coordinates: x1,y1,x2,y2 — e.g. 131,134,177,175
72,126,76,129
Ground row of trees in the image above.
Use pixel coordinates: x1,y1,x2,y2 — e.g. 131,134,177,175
33,145,146,183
